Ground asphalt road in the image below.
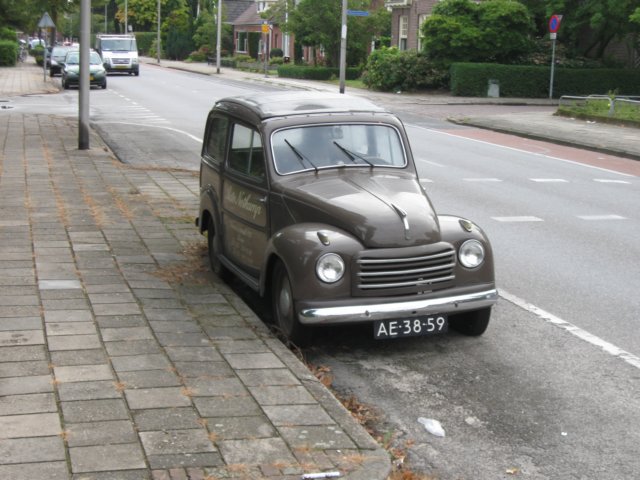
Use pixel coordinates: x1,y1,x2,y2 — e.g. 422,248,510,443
13,66,640,479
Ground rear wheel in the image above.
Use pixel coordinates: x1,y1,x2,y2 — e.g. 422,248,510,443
450,307,491,336
206,217,230,281
271,260,310,346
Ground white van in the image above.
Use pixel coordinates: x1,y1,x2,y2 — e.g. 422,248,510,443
95,34,139,76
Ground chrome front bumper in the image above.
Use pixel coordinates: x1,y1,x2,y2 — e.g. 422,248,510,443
298,288,498,325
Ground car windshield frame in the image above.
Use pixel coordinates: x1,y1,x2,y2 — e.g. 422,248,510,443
270,122,407,176
64,52,102,66
100,39,136,51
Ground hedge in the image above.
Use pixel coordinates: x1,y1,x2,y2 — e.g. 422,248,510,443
277,65,361,81
135,32,156,56
450,63,640,98
0,40,17,66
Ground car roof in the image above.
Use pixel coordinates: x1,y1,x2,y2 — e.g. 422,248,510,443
215,91,388,121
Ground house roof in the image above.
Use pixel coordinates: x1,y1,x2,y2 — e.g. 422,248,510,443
232,2,263,26
224,0,255,23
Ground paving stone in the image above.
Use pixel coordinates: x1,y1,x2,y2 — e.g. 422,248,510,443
50,349,108,366
203,326,259,341
0,330,45,347
101,327,154,342
133,408,202,432
125,387,192,409
214,339,270,354
0,393,57,415
96,315,146,328
0,345,46,363
263,405,335,427
89,292,137,304
149,321,202,334
147,452,223,470
44,310,93,323
61,399,129,423
42,299,90,310
58,380,123,401
235,369,301,387
66,420,137,447
144,309,191,322
0,374,53,395
0,294,39,306
69,443,146,473
0,461,69,479
0,412,62,439
217,438,296,465
223,353,285,370
208,415,276,440
0,317,41,331
0,435,66,464
164,346,222,363
139,429,215,456
248,386,316,406
39,280,83,290
46,322,97,336
117,370,181,389
155,333,212,347
183,377,247,397
0,360,50,378
0,306,41,317
48,334,101,351
277,425,356,450
111,354,172,372
193,396,261,418
92,304,142,316
70,469,150,480
104,340,162,356
54,364,114,383
85,284,133,294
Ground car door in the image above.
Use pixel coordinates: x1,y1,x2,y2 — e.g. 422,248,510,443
221,122,269,279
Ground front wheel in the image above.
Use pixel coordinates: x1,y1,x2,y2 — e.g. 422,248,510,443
271,261,310,346
206,217,230,281
450,307,491,336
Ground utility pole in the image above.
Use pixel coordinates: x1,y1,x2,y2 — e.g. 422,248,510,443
216,0,222,73
339,0,347,94
79,0,90,149
156,0,161,63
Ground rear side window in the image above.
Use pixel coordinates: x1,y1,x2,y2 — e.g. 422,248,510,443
204,115,229,164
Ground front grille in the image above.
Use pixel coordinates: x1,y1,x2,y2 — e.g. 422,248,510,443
112,58,130,65
354,244,456,296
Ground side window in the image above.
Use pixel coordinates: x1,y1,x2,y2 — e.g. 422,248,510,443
204,115,229,164
228,124,265,182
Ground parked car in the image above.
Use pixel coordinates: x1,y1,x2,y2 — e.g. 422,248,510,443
197,92,498,344
61,50,107,89
49,46,75,76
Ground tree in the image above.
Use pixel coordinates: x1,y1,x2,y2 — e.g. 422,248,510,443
421,0,535,64
542,0,640,60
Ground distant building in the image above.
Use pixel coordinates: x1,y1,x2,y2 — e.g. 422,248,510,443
385,0,438,51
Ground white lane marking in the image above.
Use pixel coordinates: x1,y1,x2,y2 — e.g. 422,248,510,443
416,158,445,167
405,124,636,178
594,179,631,184
463,178,502,182
577,214,626,220
530,178,568,183
500,289,640,370
492,216,543,222
96,121,202,143
419,178,434,183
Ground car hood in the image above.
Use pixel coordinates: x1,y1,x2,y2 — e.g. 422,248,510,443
279,170,441,248
65,65,103,74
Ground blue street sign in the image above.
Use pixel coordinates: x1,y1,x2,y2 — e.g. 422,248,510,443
347,9,369,16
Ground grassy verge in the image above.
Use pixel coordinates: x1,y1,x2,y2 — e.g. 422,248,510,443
557,97,640,127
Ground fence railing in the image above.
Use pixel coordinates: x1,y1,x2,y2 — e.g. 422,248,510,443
559,94,640,118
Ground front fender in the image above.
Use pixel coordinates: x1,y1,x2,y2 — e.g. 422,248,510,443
259,223,363,299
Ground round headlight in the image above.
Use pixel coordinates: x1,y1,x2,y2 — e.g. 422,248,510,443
459,240,485,269
316,253,345,283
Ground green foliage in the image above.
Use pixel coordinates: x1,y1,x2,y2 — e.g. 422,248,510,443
31,44,45,66
450,62,640,98
162,7,194,60
362,47,448,92
248,31,261,59
557,97,640,126
277,64,361,81
422,0,534,64
0,40,17,66
270,48,283,58
135,32,156,55
0,27,16,42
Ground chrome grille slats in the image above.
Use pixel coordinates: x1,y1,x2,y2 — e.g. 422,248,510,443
353,244,456,296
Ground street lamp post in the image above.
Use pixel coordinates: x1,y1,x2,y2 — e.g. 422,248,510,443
216,0,222,73
156,0,161,63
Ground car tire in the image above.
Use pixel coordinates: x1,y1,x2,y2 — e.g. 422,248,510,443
271,260,310,346
206,217,230,281
450,307,491,336
102,80,107,89
63,80,68,90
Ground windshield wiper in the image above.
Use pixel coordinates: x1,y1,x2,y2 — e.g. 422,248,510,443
284,139,318,172
333,141,374,167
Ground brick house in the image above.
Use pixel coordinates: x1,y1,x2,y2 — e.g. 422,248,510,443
385,0,439,51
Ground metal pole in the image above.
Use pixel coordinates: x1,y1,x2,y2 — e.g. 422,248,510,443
338,0,347,94
79,0,90,150
156,0,161,63
216,0,222,73
125,0,128,34
104,5,107,32
549,37,556,99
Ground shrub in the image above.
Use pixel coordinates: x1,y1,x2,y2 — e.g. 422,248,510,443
0,27,16,42
277,65,361,81
362,47,448,91
270,48,283,58
135,32,156,56
0,40,17,66
449,62,640,97
31,44,45,66
269,56,285,66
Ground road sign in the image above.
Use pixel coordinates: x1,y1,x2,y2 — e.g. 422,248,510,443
347,10,369,17
38,12,56,29
261,22,269,34
549,14,562,33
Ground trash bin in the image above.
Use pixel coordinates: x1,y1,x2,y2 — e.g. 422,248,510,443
487,79,500,98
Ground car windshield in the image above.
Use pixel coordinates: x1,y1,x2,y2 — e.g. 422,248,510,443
271,124,406,175
100,39,136,51
65,52,102,65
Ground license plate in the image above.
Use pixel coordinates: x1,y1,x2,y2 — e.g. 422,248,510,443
89,75,94,80
374,315,448,340
115,65,126,68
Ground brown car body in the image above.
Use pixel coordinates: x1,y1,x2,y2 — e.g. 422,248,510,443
197,91,497,343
